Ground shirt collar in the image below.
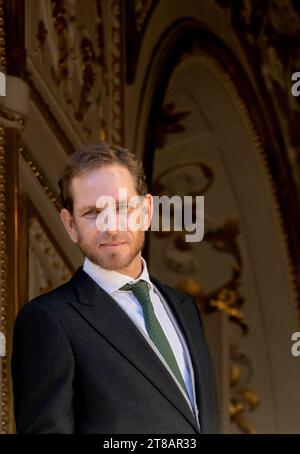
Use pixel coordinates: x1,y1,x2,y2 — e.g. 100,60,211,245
83,255,154,295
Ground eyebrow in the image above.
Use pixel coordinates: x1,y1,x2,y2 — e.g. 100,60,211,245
79,205,99,214
79,200,133,214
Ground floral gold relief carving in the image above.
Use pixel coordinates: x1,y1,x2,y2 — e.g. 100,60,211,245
28,0,108,142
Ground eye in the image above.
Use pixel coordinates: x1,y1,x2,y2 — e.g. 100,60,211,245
118,202,129,211
117,203,138,213
85,209,99,216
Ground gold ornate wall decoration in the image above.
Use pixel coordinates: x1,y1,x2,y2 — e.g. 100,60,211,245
18,193,74,305
27,0,108,143
134,0,157,33
75,33,96,134
150,151,247,332
95,0,108,89
50,0,71,103
36,19,48,55
215,0,300,185
214,0,300,325
151,155,246,330
152,102,191,148
125,0,159,83
185,47,300,328
147,37,277,431
110,0,124,145
28,244,53,297
176,219,247,333
30,215,72,282
152,161,214,201
95,0,109,141
0,0,5,71
151,158,254,429
229,345,260,434
0,75,29,130
20,146,62,212
173,47,300,432
29,214,73,297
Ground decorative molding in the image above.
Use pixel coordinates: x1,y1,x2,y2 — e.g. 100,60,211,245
26,0,108,145
0,75,29,129
144,23,300,329
29,213,73,296
27,77,75,156
0,124,8,434
125,0,159,83
198,50,300,328
18,193,74,304
153,166,247,332
170,45,300,430
144,25,297,432
214,0,300,324
20,145,62,212
110,0,124,145
215,0,300,185
0,0,8,434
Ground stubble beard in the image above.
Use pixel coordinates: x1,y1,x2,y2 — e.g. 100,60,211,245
78,231,145,271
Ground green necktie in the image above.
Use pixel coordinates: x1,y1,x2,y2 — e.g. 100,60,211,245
119,279,189,398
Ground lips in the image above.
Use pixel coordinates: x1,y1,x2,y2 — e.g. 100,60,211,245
101,242,125,247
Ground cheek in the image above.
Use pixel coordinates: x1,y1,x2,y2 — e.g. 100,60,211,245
76,220,99,240
128,229,144,244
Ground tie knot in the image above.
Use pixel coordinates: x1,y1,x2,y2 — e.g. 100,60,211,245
119,280,151,306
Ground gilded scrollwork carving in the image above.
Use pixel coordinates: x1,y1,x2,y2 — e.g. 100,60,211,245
229,345,260,434
149,44,273,431
151,152,247,332
29,0,108,142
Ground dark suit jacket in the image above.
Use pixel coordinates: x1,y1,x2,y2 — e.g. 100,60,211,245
11,267,219,434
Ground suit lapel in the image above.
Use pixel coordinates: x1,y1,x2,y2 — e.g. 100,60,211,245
150,274,215,434
69,267,200,433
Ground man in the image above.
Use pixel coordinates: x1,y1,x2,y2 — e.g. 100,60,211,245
11,142,219,434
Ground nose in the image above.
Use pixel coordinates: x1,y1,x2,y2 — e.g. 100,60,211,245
96,205,122,235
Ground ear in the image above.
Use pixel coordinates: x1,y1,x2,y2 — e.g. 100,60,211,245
60,208,79,243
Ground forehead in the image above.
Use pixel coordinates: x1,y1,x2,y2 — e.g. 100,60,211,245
71,164,137,208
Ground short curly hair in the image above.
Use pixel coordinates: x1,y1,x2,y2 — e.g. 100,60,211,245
58,142,148,213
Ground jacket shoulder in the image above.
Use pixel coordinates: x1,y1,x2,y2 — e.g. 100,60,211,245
17,278,75,319
149,273,193,301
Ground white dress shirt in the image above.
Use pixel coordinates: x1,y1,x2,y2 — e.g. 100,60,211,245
83,256,200,425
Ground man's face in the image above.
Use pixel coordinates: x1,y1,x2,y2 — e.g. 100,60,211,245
60,164,152,275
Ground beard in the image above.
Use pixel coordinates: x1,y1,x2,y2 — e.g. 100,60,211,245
77,231,145,271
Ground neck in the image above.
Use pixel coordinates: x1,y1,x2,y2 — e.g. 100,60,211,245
116,254,143,279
